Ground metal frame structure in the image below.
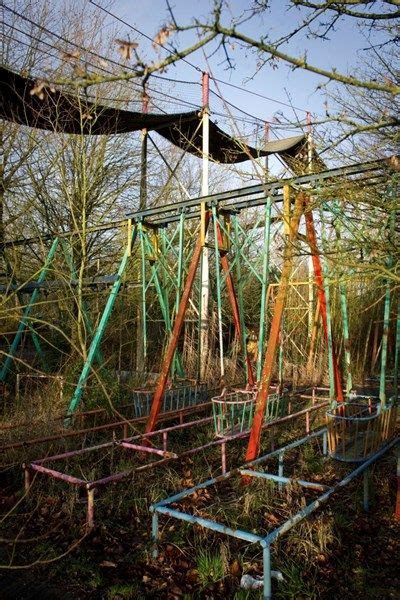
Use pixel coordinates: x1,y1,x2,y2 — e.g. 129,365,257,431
22,394,328,527
151,431,399,599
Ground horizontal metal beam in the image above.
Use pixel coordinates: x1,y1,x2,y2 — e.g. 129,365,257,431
1,157,396,249
127,158,395,222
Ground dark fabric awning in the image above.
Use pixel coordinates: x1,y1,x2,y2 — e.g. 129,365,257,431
0,66,306,164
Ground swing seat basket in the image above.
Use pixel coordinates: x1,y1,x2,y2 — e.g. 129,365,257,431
326,396,397,462
212,388,288,438
131,381,209,418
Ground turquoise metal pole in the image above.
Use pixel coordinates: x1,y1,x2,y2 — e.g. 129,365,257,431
380,206,395,407
339,281,352,396
379,280,391,408
212,205,225,381
331,203,352,395
139,222,148,367
232,214,250,383
320,212,336,401
65,227,137,420
0,237,60,382
3,252,47,370
257,199,272,381
144,231,184,378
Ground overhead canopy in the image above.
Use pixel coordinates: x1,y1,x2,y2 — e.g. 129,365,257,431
1,66,307,164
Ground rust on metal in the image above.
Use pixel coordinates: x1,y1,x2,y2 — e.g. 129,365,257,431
216,220,255,386
145,213,211,434
304,206,344,402
245,190,305,462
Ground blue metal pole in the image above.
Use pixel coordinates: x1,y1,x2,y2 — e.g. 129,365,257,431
262,544,272,600
151,511,159,558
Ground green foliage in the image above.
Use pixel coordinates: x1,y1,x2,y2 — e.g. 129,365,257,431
196,549,225,587
106,582,142,599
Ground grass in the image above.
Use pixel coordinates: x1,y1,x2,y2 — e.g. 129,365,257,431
106,582,142,599
196,549,226,587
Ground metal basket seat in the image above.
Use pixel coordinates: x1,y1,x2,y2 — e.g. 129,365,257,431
212,387,288,437
326,396,397,462
131,381,209,417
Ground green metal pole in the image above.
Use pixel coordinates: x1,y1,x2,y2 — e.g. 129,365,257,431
0,237,59,382
339,281,352,396
380,281,391,408
320,213,336,401
173,213,185,378
380,206,396,407
212,205,225,381
3,254,47,370
257,199,272,381
65,227,137,421
232,214,250,383
139,222,148,367
332,213,353,396
176,212,185,317
143,231,184,378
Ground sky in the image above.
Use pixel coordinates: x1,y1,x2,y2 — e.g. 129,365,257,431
107,0,379,128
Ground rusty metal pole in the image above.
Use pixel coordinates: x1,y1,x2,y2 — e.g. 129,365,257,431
216,220,255,386
245,190,304,462
304,207,344,403
145,213,211,434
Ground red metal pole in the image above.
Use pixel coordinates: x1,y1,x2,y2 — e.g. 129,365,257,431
304,207,344,402
145,213,211,434
216,221,255,386
245,191,305,462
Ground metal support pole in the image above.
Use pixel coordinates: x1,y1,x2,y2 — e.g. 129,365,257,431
332,214,352,395
278,452,284,491
257,199,272,381
145,214,211,434
152,511,159,557
380,201,395,407
139,222,148,368
144,230,184,377
200,72,210,380
246,191,304,461
230,215,255,386
212,206,225,382
0,237,59,382
263,544,272,600
304,207,343,403
65,227,137,421
339,281,352,396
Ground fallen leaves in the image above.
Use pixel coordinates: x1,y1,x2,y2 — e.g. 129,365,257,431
99,559,117,568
